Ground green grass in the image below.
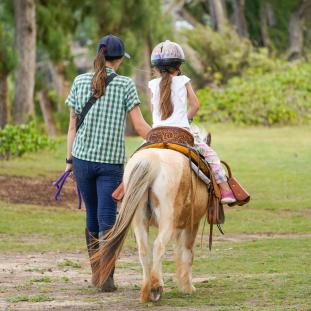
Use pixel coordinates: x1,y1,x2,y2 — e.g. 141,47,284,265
0,125,310,309
157,238,311,309
0,202,85,252
30,277,52,283
57,259,81,269
201,124,311,211
0,136,143,177
7,294,53,303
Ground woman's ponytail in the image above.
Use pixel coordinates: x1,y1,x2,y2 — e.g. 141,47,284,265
159,70,173,120
92,47,107,98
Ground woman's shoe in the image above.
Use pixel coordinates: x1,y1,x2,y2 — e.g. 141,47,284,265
220,190,236,204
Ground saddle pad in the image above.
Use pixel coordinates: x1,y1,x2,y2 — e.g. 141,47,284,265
138,142,221,199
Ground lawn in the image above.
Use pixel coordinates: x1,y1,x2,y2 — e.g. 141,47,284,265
0,125,310,310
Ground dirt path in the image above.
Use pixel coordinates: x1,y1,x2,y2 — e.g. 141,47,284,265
2,231,310,311
212,232,311,242
0,175,78,208
0,251,210,311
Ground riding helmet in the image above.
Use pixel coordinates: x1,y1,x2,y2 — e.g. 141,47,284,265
151,40,185,67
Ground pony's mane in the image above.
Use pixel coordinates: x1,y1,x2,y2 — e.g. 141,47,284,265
190,124,208,144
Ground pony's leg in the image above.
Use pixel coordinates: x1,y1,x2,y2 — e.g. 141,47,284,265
132,201,151,303
149,221,173,301
175,223,199,294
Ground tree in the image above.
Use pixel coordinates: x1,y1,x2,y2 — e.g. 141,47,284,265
12,0,36,123
0,27,11,127
259,0,272,48
35,0,89,134
208,0,228,33
287,0,311,60
0,3,16,127
232,0,249,37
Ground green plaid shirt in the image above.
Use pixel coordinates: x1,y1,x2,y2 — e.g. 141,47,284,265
65,67,140,164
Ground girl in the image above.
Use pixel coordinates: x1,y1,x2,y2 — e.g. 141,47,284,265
65,34,151,291
148,40,236,204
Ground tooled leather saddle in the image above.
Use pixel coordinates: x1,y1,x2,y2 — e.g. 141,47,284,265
146,126,195,147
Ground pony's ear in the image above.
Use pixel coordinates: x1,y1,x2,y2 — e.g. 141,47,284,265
204,132,212,146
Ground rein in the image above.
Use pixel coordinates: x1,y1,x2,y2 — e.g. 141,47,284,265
53,170,82,209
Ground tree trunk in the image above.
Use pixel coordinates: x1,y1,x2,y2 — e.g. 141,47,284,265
0,73,8,128
207,0,217,29
210,0,228,33
232,0,248,37
180,7,201,27
287,0,311,61
134,47,151,98
260,0,272,48
128,42,153,137
48,62,71,111
38,90,57,137
13,0,36,123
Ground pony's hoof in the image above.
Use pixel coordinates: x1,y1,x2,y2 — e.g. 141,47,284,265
140,288,151,303
180,285,196,294
150,286,163,302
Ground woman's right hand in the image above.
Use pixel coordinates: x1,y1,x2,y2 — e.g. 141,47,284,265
129,106,151,139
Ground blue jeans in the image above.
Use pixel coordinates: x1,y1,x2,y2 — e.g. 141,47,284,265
73,157,123,233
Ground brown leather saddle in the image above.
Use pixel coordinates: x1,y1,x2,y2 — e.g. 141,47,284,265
146,126,194,146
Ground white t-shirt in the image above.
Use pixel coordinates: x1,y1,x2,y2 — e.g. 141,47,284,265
148,75,190,128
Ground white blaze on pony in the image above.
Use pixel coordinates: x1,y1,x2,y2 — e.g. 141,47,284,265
91,148,209,303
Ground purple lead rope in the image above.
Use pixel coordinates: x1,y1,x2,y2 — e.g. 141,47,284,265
53,170,82,209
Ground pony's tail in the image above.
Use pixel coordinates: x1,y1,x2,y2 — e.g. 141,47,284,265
91,155,159,287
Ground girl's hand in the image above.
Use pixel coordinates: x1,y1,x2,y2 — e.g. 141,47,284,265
186,82,200,119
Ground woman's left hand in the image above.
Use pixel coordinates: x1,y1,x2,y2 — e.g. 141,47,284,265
65,163,73,172
66,164,76,182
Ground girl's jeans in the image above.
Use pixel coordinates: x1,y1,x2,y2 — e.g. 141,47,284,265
73,157,123,233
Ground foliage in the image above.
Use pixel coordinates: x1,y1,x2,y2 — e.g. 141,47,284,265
197,60,311,125
87,0,172,76
36,0,88,64
0,121,55,160
36,0,90,83
268,0,301,50
183,25,253,84
0,3,16,75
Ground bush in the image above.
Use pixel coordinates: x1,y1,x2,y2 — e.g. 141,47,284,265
183,25,253,84
0,121,55,160
197,60,311,125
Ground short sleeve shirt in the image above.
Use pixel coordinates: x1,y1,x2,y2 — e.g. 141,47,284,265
65,67,140,164
148,75,190,128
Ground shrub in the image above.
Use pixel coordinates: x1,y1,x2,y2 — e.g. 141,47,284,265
183,25,253,84
197,60,311,125
0,121,55,160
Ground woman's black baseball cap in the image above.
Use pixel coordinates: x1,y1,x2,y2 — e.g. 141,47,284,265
98,35,130,59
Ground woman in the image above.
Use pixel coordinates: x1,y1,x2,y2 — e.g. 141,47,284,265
65,35,151,291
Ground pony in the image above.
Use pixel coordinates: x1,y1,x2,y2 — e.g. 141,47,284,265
91,147,210,303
